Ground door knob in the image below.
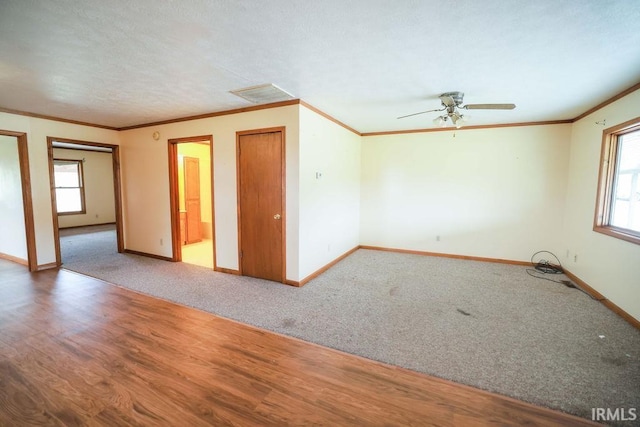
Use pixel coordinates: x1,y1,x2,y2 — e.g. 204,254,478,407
273,214,281,220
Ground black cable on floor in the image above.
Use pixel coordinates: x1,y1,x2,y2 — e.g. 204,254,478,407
531,250,563,274
526,250,603,301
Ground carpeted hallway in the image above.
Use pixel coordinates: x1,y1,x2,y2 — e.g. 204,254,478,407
59,225,640,422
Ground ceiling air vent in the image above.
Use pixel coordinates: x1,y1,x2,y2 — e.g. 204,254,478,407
230,83,295,104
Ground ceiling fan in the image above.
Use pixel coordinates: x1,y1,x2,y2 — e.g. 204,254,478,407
398,91,516,128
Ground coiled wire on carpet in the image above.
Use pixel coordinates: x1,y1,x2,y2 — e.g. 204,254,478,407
526,250,601,300
527,250,564,278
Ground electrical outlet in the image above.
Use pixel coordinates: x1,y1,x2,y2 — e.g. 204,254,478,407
436,235,441,241
574,254,578,263
160,238,163,246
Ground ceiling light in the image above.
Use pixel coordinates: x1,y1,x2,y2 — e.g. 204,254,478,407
230,83,295,104
433,116,446,127
456,115,468,128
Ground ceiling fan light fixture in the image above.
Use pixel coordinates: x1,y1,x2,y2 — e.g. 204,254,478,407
449,111,465,128
433,116,447,127
455,114,467,128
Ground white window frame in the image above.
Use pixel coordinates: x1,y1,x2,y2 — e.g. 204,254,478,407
53,158,86,215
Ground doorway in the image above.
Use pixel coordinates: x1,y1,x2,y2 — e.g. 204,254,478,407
47,137,124,266
168,135,214,269
0,131,37,271
236,127,285,282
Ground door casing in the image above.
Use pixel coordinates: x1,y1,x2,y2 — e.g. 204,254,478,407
47,137,124,267
0,130,37,271
168,135,215,265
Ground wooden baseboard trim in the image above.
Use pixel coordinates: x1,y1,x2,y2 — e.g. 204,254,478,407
37,262,59,271
0,252,28,266
283,279,302,287
213,246,359,288
214,267,240,275
59,222,116,230
562,270,607,301
293,246,360,287
361,245,640,328
563,269,640,330
358,245,530,266
123,249,173,262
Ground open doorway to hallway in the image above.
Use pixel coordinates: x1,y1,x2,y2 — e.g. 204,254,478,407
169,136,214,269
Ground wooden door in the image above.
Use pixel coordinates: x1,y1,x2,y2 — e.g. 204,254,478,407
237,130,284,282
184,156,202,244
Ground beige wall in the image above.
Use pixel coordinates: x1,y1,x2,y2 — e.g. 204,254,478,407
120,104,358,282
119,105,301,279
360,124,572,262
563,89,640,320
0,112,121,267
298,105,361,279
0,135,27,260
53,148,116,228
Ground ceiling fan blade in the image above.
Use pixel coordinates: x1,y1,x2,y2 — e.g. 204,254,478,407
463,103,516,110
397,108,442,119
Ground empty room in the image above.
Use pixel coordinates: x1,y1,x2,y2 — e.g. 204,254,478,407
1,1,639,425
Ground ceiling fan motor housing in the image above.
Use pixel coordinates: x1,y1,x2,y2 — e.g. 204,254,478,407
440,91,464,106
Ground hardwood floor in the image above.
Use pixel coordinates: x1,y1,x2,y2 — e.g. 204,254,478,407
0,259,599,426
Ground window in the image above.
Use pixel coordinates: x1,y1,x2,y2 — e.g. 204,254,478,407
53,159,86,215
594,117,640,244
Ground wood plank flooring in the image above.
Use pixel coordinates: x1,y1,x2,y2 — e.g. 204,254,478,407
0,259,600,426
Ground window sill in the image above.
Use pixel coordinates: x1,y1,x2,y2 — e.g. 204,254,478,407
57,211,86,216
594,225,640,246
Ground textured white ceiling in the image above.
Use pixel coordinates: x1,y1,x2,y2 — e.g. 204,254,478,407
1,1,639,132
